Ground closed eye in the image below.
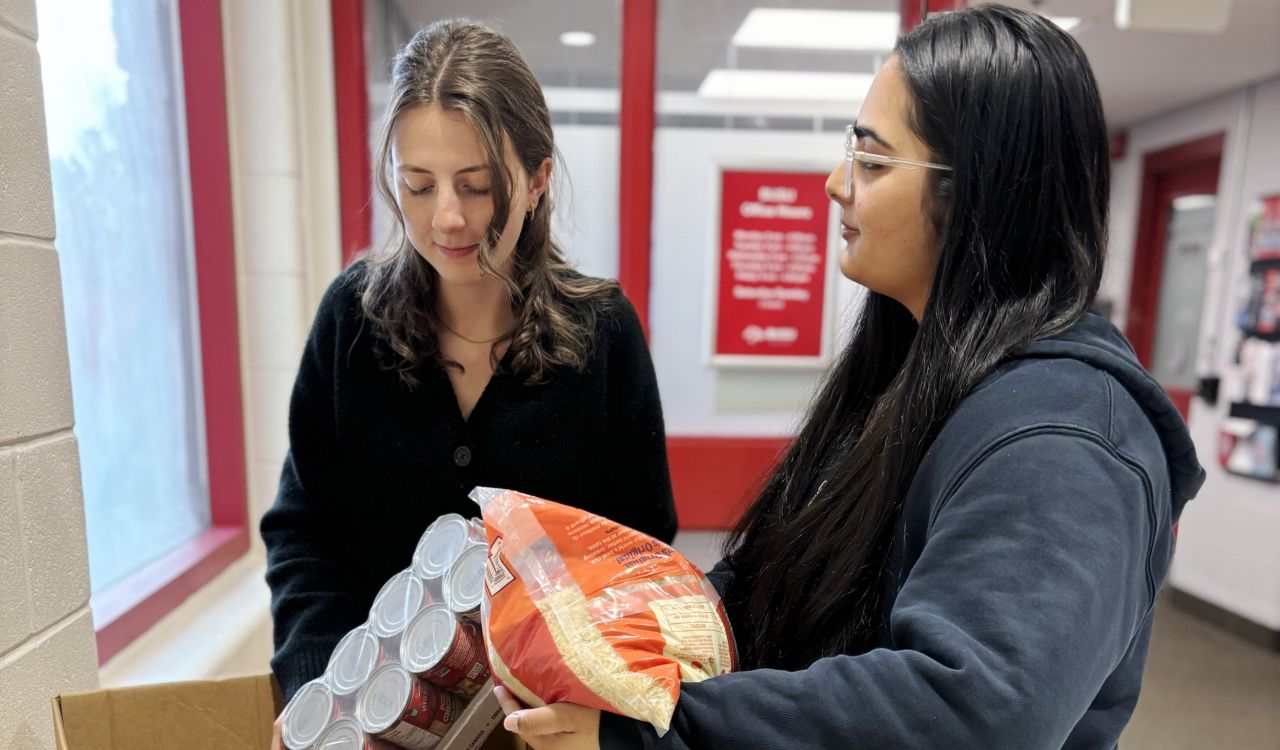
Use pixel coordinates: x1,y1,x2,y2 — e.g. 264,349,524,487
853,150,891,171
406,183,491,197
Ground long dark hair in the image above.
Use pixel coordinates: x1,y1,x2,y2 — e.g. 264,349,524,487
723,5,1111,671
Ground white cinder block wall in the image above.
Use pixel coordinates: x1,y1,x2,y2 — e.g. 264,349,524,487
0,0,101,746
224,0,340,545
222,0,342,671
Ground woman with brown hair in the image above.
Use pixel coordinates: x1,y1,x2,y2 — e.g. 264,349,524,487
260,17,677,718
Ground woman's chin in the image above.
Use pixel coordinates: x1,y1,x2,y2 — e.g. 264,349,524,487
415,248,484,286
838,242,865,284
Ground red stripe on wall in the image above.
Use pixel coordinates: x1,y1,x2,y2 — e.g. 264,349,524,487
668,436,790,530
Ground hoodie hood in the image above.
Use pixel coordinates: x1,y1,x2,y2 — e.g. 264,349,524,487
1009,312,1206,516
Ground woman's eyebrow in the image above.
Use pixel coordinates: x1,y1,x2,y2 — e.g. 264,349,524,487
853,122,895,152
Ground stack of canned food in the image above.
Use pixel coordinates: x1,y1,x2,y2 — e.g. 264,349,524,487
278,514,496,750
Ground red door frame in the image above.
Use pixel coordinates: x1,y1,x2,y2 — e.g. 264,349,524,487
615,0,792,528
619,0,657,337
93,0,249,664
1125,133,1224,417
333,0,373,266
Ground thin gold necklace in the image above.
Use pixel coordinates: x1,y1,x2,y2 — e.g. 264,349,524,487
439,319,511,345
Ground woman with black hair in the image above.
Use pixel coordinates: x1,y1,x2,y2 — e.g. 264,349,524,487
496,5,1204,749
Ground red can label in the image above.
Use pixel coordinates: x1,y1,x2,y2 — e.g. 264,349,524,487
422,621,491,697
374,677,461,749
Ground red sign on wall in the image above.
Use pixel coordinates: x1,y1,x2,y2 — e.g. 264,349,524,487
713,169,832,362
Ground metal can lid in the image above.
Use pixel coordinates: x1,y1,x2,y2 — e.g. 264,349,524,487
356,662,413,734
401,603,459,674
413,514,471,579
369,570,424,638
326,625,382,695
444,544,488,614
312,717,365,750
280,679,334,749
420,570,445,603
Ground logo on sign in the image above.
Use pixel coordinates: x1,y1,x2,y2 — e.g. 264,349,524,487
742,325,799,346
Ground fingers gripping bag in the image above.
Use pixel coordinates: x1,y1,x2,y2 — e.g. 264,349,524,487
470,487,737,735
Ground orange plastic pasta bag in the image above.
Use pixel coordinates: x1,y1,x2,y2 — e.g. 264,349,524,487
470,487,736,735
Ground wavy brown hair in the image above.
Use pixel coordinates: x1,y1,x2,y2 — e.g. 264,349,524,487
360,19,616,386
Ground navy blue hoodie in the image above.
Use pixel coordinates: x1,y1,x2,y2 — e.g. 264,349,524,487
600,313,1205,749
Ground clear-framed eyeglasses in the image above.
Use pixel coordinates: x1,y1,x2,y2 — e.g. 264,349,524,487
844,124,952,197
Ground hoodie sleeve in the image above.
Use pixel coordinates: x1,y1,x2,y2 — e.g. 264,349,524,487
600,428,1166,750
704,555,736,600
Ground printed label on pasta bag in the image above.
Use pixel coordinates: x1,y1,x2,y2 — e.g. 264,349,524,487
649,596,734,681
486,537,516,596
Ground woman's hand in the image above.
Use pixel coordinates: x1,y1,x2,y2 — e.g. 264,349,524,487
494,686,602,750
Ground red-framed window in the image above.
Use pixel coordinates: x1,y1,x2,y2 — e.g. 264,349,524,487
36,0,248,664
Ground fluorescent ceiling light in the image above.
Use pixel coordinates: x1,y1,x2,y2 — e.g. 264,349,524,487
698,69,874,103
542,87,858,119
731,9,899,51
731,8,1083,51
1115,0,1232,34
559,31,596,47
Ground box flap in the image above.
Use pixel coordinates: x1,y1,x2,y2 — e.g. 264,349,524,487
55,674,277,750
51,695,70,750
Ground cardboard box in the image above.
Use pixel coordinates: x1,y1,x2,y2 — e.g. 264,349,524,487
51,673,522,750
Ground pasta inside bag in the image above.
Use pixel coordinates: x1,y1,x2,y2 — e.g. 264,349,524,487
471,487,736,735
